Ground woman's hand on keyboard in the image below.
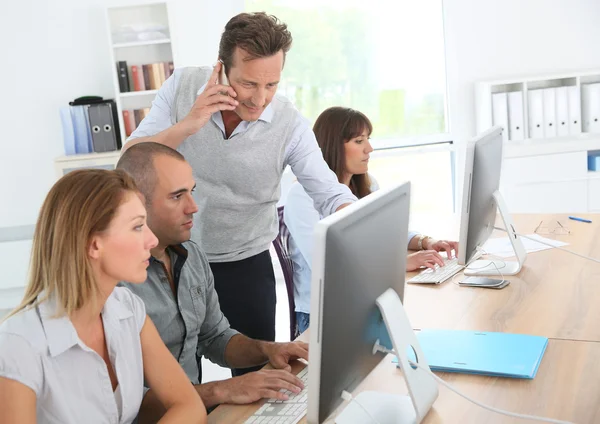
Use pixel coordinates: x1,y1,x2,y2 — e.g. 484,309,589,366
221,369,305,404
423,238,459,259
407,250,445,271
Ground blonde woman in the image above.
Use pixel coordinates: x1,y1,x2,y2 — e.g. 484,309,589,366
0,169,206,424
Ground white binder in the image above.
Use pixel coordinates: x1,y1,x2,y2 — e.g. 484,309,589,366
555,86,570,137
582,83,600,134
528,89,545,139
542,88,557,138
568,86,582,135
507,91,525,141
492,92,509,142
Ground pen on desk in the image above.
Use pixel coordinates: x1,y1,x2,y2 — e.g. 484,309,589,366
568,216,592,223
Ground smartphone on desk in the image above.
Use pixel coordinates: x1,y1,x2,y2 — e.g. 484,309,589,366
459,276,510,289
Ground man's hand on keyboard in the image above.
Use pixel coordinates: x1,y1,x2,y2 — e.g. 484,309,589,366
262,341,309,372
407,250,445,271
222,369,305,404
423,238,459,259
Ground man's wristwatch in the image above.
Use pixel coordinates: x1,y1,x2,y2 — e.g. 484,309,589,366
417,234,432,250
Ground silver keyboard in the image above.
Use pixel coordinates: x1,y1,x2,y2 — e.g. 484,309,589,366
244,367,309,424
407,258,464,284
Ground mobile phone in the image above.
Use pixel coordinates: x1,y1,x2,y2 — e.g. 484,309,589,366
218,59,229,87
459,276,509,289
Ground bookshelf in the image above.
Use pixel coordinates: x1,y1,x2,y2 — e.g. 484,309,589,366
474,69,600,213
105,1,175,143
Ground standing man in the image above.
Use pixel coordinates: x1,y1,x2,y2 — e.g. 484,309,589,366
125,12,356,374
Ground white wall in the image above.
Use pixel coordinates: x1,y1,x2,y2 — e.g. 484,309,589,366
1,0,113,228
168,0,244,67
443,0,600,204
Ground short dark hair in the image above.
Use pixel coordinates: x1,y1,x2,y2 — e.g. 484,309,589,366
116,142,185,204
218,12,293,72
313,107,373,199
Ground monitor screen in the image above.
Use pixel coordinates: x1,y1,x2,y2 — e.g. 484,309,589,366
307,182,411,423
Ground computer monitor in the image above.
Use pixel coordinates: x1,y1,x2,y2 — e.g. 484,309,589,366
307,182,438,424
457,126,526,276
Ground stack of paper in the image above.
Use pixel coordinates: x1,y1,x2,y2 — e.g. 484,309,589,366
482,234,568,258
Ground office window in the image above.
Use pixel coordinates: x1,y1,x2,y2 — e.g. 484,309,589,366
245,0,448,149
368,148,454,214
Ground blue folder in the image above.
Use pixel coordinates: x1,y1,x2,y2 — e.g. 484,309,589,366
393,330,548,379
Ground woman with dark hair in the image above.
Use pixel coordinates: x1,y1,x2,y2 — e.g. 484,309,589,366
284,107,458,334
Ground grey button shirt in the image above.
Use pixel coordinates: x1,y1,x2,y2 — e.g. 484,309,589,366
120,241,238,384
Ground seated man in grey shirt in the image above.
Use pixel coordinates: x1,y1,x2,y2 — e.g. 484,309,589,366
117,143,308,421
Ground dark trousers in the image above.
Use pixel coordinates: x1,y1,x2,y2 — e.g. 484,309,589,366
210,249,277,376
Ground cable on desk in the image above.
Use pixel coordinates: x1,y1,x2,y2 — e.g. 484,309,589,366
375,344,574,424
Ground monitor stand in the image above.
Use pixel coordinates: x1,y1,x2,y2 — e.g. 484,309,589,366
335,288,438,424
464,190,527,276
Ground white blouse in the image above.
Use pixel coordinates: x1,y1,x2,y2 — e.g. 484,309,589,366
284,176,419,314
0,287,146,424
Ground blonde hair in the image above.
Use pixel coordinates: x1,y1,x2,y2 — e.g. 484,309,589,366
4,169,140,320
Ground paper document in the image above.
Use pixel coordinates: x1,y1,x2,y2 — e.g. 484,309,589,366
482,234,568,258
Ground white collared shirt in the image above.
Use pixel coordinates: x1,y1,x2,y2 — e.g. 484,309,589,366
0,287,147,424
284,176,419,314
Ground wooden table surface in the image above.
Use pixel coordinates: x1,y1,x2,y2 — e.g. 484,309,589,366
209,213,600,424
405,214,600,342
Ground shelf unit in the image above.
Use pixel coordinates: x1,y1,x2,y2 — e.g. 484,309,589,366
475,69,600,213
54,151,121,179
51,3,173,183
119,89,159,98
113,38,172,49
105,1,175,143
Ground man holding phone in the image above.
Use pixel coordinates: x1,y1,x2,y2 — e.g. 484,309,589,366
124,12,356,376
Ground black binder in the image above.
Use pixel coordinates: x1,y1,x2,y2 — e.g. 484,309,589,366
69,97,122,152
117,61,130,92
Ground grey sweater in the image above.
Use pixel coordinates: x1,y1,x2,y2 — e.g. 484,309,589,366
171,67,355,262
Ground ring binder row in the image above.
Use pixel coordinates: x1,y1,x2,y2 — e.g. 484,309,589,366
491,81,600,142
60,98,122,155
526,86,582,140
